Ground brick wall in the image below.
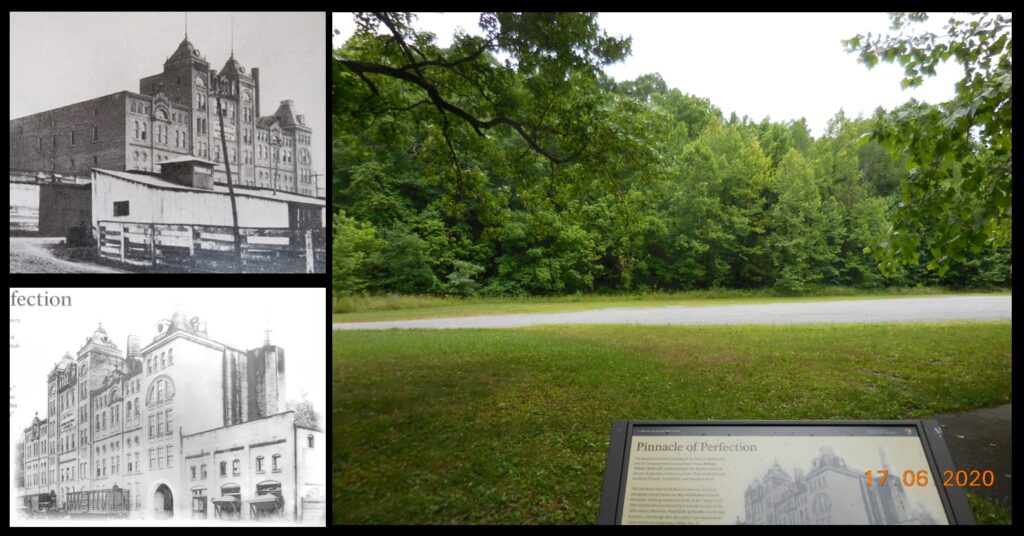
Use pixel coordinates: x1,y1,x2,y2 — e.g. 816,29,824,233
10,92,128,175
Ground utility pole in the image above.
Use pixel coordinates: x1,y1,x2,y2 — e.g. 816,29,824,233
213,76,243,266
270,134,282,195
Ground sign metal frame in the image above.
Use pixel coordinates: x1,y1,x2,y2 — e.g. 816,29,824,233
598,420,974,525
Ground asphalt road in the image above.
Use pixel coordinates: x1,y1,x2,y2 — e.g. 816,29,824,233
9,236,126,273
333,295,1011,330
933,404,1012,510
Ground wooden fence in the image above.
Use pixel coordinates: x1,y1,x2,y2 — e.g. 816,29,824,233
98,221,325,273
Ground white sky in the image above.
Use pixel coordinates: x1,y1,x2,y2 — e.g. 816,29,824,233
10,12,326,191
332,12,966,137
9,288,326,435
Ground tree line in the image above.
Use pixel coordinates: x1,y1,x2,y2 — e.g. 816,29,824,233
333,14,1010,297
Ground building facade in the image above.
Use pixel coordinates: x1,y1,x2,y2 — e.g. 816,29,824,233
10,36,317,197
741,447,931,525
16,311,324,522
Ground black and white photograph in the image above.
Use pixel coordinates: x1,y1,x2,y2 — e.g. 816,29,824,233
9,12,327,273
10,287,327,526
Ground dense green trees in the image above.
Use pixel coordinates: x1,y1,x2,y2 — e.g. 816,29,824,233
333,14,1011,297
845,13,1012,275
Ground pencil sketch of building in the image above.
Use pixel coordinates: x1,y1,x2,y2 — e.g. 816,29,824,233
14,311,325,523
9,12,325,273
739,446,939,525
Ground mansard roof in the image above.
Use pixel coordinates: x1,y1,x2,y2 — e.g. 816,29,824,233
219,53,248,78
167,36,208,65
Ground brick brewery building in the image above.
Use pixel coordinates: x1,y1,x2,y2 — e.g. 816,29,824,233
9,35,317,197
16,311,325,522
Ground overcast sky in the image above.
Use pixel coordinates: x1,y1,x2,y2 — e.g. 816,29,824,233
333,12,965,137
10,12,326,189
10,287,326,437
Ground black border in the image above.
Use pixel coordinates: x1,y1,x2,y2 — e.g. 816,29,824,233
598,420,975,525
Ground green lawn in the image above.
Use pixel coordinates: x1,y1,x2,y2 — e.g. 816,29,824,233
333,287,1010,323
333,321,1012,524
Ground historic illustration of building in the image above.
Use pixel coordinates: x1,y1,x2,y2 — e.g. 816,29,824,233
740,447,935,525
9,35,318,197
15,311,325,522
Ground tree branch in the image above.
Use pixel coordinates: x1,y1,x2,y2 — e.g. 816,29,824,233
341,59,579,163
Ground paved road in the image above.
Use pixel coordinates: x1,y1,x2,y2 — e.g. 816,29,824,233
333,296,1011,330
933,404,1012,509
9,236,126,273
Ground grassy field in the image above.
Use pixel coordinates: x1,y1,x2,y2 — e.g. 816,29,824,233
333,321,1012,524
333,287,1010,323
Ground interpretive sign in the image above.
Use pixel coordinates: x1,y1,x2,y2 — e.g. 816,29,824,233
598,421,974,525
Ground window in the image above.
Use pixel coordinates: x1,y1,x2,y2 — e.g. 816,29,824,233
167,445,173,468
70,130,75,145
272,454,281,472
169,349,174,365
157,411,164,436
134,120,139,138
93,126,98,141
158,447,164,469
256,457,264,473
232,459,240,476
220,461,227,477
166,409,173,435
113,201,129,217
149,415,154,438
308,435,314,448
93,155,98,165
52,134,56,148
160,352,166,369
141,122,147,141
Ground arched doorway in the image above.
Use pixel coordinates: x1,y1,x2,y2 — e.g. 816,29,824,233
153,484,173,519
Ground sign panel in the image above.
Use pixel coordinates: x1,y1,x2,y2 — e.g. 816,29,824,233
599,421,974,525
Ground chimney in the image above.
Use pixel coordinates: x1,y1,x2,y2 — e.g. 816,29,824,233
296,114,305,126
126,335,140,359
252,67,260,117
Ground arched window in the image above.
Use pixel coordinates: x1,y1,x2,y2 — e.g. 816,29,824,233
141,122,147,141
146,376,175,406
169,349,174,365
220,461,227,477
232,459,240,476
308,434,314,448
134,121,139,138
